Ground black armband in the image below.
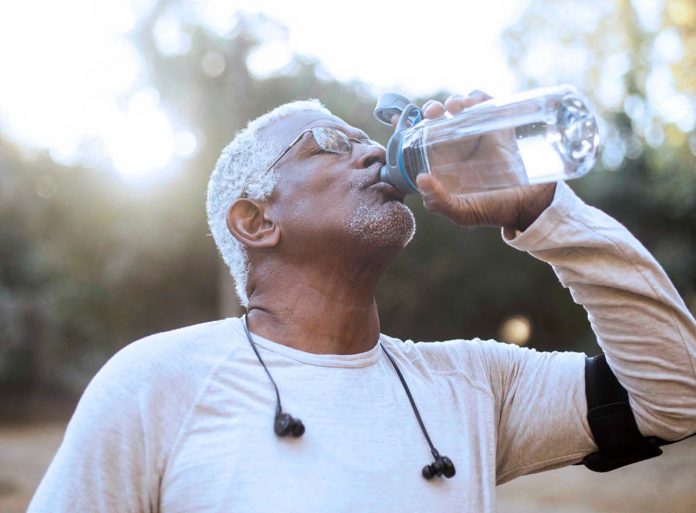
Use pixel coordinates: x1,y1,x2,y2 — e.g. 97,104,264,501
582,354,664,472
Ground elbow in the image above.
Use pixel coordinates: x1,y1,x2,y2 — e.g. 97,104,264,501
632,398,696,441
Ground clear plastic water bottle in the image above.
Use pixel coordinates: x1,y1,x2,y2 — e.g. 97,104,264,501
374,85,599,195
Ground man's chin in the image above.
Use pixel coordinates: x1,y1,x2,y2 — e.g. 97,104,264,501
347,201,416,249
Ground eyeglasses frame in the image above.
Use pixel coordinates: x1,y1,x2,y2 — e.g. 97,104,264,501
261,126,383,175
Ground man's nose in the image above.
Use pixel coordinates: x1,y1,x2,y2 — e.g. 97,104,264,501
356,143,386,169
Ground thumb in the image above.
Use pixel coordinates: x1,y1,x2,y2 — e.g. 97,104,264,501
417,174,481,227
417,174,460,216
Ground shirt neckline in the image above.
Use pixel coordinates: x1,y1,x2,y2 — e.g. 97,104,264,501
229,316,382,368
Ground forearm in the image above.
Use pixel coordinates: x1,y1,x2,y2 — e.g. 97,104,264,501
504,181,696,440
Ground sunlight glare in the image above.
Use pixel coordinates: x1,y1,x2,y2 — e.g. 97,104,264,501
247,40,294,79
153,12,192,56
174,130,199,159
0,0,533,185
0,0,163,182
213,0,529,97
104,89,175,182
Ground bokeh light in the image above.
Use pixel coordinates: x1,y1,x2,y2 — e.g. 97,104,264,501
0,0,533,185
499,315,532,346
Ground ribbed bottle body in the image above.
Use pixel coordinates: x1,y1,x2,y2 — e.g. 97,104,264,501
401,85,599,193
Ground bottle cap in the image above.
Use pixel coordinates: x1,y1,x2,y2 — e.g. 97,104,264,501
374,93,418,126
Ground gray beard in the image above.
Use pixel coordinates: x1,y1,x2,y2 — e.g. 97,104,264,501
346,199,416,248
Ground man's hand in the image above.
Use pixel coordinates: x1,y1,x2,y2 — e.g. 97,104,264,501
407,91,557,232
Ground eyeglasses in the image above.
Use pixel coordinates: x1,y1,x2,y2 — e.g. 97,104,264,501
263,126,384,174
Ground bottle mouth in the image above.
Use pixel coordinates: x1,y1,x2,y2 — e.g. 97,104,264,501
557,94,600,166
380,121,426,195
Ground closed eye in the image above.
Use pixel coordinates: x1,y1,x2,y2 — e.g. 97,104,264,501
301,142,325,157
295,131,328,156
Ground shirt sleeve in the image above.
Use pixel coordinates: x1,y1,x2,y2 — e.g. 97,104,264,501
26,343,161,513
463,338,592,483
25,331,217,513
491,181,696,481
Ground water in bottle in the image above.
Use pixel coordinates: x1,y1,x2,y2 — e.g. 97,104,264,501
374,85,600,195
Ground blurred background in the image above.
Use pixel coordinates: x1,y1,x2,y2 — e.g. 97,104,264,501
0,0,695,511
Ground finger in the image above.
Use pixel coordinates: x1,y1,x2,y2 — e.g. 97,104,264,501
443,94,468,114
468,89,492,101
390,113,400,127
416,173,436,194
422,100,445,120
417,174,459,216
417,174,484,227
444,90,492,115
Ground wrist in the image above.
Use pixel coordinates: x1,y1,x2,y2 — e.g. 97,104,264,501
510,183,557,232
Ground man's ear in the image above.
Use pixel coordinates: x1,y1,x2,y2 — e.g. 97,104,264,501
226,199,281,249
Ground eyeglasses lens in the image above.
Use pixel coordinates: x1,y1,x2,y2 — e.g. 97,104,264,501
311,127,352,154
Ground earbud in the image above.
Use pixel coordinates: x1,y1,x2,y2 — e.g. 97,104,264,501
274,411,305,437
243,315,456,479
422,455,456,479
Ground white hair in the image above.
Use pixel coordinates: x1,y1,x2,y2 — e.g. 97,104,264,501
206,99,332,308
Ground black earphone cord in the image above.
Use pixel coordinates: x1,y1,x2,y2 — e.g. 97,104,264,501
379,343,441,460
242,315,455,479
243,319,284,416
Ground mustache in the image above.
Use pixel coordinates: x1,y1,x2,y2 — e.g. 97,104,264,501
352,162,383,189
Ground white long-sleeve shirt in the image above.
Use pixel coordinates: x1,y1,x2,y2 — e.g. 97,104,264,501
27,182,696,513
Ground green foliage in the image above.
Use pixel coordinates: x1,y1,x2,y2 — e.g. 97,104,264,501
0,140,218,395
501,0,696,324
1,0,694,399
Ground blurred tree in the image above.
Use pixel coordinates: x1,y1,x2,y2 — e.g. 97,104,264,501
2,0,695,402
667,0,696,96
129,4,395,318
123,1,585,352
501,0,696,341
0,135,221,398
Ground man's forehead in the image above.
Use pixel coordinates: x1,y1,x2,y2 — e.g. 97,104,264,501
260,110,367,147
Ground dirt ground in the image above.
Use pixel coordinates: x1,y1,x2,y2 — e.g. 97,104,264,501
496,437,696,513
2,422,695,513
0,423,67,513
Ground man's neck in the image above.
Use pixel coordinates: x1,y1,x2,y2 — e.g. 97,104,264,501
245,258,388,355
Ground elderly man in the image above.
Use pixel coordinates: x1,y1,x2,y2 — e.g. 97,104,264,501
29,93,696,513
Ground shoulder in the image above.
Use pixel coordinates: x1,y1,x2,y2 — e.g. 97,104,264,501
380,334,519,381
379,334,578,383
381,333,519,364
107,318,238,373
380,334,585,416
91,318,239,392
70,318,244,443
27,322,245,510
57,318,246,474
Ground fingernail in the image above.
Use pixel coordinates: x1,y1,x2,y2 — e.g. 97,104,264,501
416,174,431,191
422,101,438,114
